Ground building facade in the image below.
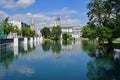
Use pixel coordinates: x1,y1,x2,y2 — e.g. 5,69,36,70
55,18,61,26
9,20,30,29
61,26,82,38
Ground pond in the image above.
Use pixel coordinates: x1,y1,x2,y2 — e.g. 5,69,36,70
0,40,120,80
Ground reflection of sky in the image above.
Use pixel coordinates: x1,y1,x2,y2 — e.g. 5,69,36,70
0,40,91,80
17,66,35,76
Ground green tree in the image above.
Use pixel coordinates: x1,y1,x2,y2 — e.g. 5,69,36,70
62,33,72,40
40,27,51,38
85,0,120,44
22,27,35,37
1,17,11,34
51,26,61,40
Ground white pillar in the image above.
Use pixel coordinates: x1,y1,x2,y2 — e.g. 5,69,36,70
40,36,43,43
30,42,33,48
14,46,18,56
24,38,28,44
34,37,36,42
30,37,33,43
34,41,36,46
24,43,28,51
14,38,18,47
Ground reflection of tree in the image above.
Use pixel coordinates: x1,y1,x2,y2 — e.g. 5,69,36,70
51,41,61,54
87,58,120,80
41,41,62,58
82,40,114,58
82,40,96,57
87,48,120,80
84,40,120,80
62,40,72,46
42,41,51,52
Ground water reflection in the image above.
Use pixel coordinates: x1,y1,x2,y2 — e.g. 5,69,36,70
0,40,120,80
87,57,120,80
0,41,36,68
82,40,120,80
41,40,82,58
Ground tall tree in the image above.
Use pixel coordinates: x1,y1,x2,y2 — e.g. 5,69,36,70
51,26,61,40
40,27,51,38
85,0,120,44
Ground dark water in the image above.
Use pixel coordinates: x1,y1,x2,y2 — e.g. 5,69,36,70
0,40,120,80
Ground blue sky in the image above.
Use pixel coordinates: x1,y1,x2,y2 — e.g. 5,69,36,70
0,0,90,29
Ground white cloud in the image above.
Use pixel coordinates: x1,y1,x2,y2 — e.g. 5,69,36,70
80,12,87,17
62,19,82,26
47,7,77,15
0,10,83,29
0,0,35,9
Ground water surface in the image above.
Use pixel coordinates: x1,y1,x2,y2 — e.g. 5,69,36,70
0,40,120,80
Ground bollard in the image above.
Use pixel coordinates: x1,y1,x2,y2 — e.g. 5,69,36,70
30,37,33,43
24,37,28,44
14,38,18,47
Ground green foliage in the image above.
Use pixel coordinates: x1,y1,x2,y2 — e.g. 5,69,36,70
40,27,51,38
22,27,35,37
86,0,120,44
1,17,35,37
82,26,96,40
51,26,62,40
82,25,112,44
62,33,72,40
1,17,11,34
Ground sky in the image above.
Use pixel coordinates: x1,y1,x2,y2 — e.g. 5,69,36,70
0,0,90,29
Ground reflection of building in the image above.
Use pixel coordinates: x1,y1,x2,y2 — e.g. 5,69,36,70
55,18,61,26
62,40,82,53
61,26,82,38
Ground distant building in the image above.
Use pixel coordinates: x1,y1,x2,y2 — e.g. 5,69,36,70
21,22,30,28
0,26,7,39
61,26,82,38
9,20,30,29
8,21,30,38
30,17,35,30
55,18,61,26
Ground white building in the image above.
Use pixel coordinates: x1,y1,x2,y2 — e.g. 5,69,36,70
61,26,82,38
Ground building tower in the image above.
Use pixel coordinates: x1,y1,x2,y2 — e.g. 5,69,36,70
55,18,61,26
30,16,35,30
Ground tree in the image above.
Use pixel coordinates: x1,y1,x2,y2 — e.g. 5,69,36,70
62,33,72,40
51,26,61,40
82,25,96,40
22,27,35,37
1,17,11,34
85,0,120,44
40,27,51,38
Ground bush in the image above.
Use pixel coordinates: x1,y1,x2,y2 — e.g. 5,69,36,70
62,33,72,40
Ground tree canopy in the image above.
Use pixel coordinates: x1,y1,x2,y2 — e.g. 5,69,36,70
82,0,120,44
40,26,62,40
